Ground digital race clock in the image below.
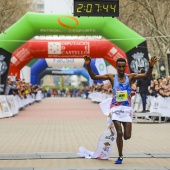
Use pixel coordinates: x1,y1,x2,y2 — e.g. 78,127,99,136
74,0,119,17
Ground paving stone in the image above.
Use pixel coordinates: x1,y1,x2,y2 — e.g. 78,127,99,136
0,98,170,168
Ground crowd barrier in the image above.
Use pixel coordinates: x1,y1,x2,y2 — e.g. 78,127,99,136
87,92,170,122
132,93,170,123
0,91,43,119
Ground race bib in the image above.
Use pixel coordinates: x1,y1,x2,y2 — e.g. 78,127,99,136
116,90,128,102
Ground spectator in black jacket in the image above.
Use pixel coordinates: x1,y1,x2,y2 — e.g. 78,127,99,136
153,84,160,97
137,68,151,113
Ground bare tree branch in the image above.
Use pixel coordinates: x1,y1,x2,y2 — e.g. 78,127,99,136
119,0,170,77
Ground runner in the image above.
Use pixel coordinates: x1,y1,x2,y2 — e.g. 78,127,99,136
84,55,157,164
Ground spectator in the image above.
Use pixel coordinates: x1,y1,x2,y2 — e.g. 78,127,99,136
47,89,51,97
5,78,18,95
153,84,160,97
137,68,151,113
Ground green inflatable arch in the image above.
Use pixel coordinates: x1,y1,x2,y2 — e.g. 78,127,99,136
0,12,145,52
0,12,149,94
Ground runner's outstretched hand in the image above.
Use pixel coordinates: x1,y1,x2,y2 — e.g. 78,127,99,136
84,56,91,65
149,56,157,67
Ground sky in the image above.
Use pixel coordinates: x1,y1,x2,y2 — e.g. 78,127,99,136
44,0,73,14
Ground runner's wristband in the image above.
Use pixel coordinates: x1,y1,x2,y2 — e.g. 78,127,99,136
149,66,153,69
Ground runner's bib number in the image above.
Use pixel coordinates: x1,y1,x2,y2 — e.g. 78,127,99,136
116,90,128,102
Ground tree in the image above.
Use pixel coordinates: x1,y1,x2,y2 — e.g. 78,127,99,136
0,0,37,33
119,0,170,77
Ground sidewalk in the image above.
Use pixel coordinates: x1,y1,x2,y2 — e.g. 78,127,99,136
0,97,170,169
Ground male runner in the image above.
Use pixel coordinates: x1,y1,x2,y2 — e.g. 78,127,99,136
84,56,157,164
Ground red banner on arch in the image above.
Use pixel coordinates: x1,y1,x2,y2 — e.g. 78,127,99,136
9,39,130,77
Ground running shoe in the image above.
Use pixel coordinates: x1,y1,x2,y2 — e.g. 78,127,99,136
114,156,123,164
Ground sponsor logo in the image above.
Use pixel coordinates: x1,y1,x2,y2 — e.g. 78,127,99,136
48,42,61,54
112,110,124,115
58,16,79,28
10,56,18,64
53,59,75,63
48,42,90,55
15,48,31,61
130,52,149,73
0,55,7,75
105,136,111,140
99,63,104,71
51,71,74,75
97,151,106,159
105,135,115,141
104,142,110,146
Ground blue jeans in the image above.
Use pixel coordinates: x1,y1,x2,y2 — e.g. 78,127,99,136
140,93,147,111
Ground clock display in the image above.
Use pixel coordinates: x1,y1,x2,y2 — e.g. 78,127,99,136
74,0,119,17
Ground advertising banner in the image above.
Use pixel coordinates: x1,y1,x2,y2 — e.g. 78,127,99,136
0,48,11,94
126,41,149,73
0,95,13,118
9,39,129,78
48,41,90,57
6,95,19,115
150,96,170,117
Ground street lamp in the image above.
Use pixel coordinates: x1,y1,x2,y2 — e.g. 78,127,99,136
160,65,165,72
160,65,165,77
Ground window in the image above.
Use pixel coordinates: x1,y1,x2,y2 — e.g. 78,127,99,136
37,4,44,9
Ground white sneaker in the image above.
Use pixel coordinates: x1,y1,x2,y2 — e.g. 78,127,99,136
145,116,151,121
